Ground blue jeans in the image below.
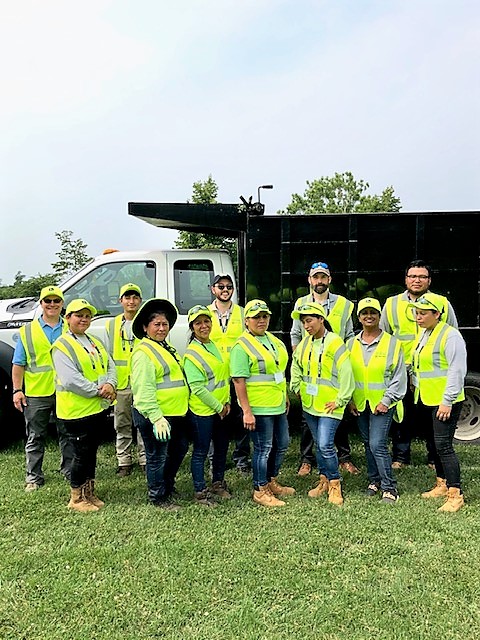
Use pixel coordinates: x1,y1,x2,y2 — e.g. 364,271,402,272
133,408,170,504
357,407,397,492
303,412,341,480
190,412,229,492
250,413,290,488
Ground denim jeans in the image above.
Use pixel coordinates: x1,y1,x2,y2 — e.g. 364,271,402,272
133,408,169,504
190,412,229,492
250,413,290,488
303,412,341,480
357,407,397,492
62,410,107,488
299,415,353,465
431,402,463,489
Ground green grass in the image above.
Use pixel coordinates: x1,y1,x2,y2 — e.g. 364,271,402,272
1,436,480,640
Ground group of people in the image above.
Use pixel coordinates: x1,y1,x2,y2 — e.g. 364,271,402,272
12,258,468,513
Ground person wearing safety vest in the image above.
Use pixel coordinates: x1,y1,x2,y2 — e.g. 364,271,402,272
380,259,458,470
290,302,354,506
130,299,189,510
230,299,294,507
12,285,74,492
347,298,407,504
409,293,467,512
184,305,231,507
51,299,117,513
290,261,359,478
208,273,250,475
105,283,145,477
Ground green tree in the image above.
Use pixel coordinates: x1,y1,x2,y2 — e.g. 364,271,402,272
0,271,56,300
174,175,237,266
51,230,91,281
279,172,401,214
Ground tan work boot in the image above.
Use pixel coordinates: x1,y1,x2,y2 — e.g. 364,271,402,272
268,476,295,496
68,486,99,513
297,462,312,476
83,479,105,508
308,474,329,498
253,486,285,507
421,477,448,499
328,479,344,506
438,487,465,513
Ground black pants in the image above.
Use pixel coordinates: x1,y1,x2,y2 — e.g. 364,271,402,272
211,383,251,469
391,386,436,465
63,411,108,488
299,415,352,465
431,402,463,489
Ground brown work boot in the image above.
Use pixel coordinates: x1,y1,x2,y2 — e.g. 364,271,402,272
421,477,448,499
339,461,360,475
194,489,217,507
68,486,99,513
253,486,285,507
210,480,232,499
392,461,407,470
268,476,295,496
297,462,312,477
83,479,105,508
438,487,464,513
117,465,132,477
308,474,329,498
328,479,344,506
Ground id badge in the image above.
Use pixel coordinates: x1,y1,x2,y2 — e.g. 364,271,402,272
274,371,284,383
306,383,319,396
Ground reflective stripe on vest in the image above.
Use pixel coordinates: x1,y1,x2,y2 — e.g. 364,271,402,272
53,333,109,420
20,319,66,397
297,332,349,418
105,315,138,390
135,339,189,416
208,303,244,358
235,331,288,410
183,341,229,416
412,322,465,406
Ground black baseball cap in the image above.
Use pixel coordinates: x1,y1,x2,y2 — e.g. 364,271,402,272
212,274,234,285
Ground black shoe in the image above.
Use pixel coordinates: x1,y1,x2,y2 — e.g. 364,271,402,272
382,490,399,504
366,483,380,497
236,465,251,477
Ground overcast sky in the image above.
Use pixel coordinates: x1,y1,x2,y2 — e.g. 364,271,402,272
1,0,478,284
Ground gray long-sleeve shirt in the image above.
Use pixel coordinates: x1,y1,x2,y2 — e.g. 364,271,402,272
290,292,354,347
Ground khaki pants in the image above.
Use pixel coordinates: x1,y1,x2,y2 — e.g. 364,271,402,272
114,388,145,466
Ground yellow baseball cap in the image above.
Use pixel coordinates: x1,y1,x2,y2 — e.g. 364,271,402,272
291,302,327,320
65,299,97,316
120,283,142,298
244,299,272,318
408,292,443,313
188,305,213,323
357,297,381,315
40,285,64,301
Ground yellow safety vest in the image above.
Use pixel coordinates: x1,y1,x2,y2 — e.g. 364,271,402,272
208,303,244,359
19,318,67,397
296,332,350,419
183,340,230,416
234,331,288,412
105,315,139,390
295,294,353,339
347,332,404,422
384,293,449,362
411,321,465,406
53,333,110,420
133,338,189,416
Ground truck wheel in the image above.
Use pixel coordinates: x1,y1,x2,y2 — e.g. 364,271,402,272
454,373,480,444
0,370,25,448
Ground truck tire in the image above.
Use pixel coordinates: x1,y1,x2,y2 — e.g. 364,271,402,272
454,372,480,444
0,369,25,448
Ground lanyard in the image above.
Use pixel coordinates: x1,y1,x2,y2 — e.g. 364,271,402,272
214,305,231,333
70,332,104,372
159,340,181,364
306,332,327,377
250,332,279,367
120,317,135,353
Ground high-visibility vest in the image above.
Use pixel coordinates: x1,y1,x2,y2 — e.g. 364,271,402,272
234,331,288,412
296,332,350,419
411,321,465,406
53,333,110,420
133,338,189,416
105,315,139,390
183,340,230,416
19,318,67,397
208,303,244,359
384,293,449,362
295,294,353,339
347,332,404,422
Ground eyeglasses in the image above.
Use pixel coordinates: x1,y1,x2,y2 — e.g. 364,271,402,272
247,302,269,312
311,261,329,270
406,274,429,280
216,284,233,290
189,305,209,314
43,298,62,304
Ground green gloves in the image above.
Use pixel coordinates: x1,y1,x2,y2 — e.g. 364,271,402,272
153,417,171,442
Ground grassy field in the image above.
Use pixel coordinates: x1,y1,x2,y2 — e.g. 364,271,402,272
1,435,480,640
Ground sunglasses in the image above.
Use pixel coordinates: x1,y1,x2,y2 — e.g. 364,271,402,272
43,298,62,304
311,261,329,270
215,284,233,290
297,304,319,313
189,305,209,314
247,302,270,314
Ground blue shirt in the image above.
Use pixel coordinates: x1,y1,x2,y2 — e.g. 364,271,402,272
12,317,64,366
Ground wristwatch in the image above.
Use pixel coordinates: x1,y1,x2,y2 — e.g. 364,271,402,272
12,389,23,395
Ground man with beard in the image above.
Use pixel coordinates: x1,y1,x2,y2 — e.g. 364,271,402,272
380,260,458,468
291,261,359,476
